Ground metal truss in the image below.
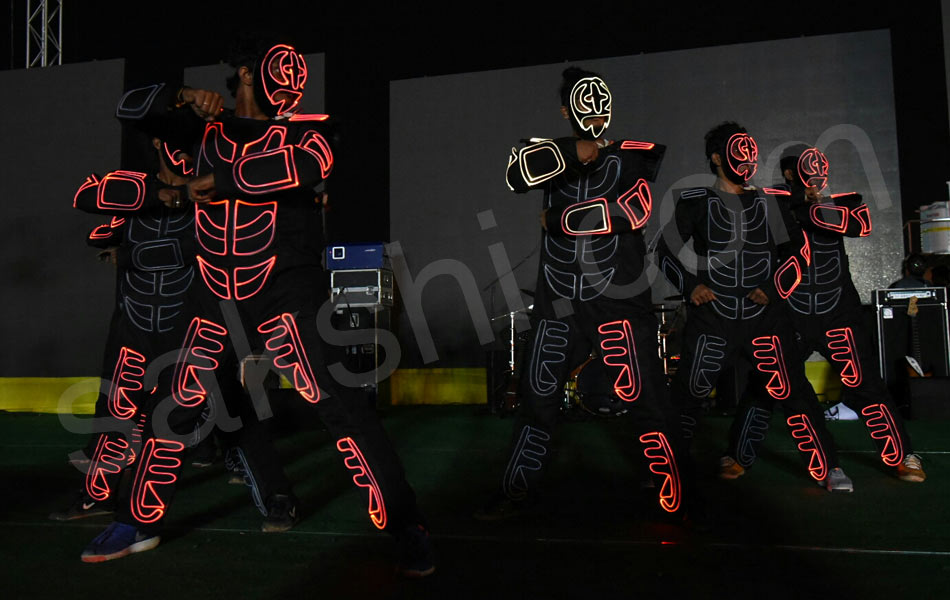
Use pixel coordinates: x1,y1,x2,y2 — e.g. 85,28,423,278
26,0,63,68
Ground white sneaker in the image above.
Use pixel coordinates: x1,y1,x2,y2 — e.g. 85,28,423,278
823,467,854,493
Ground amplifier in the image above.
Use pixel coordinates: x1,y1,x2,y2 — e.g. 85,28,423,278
873,287,950,385
326,243,387,270
330,269,394,307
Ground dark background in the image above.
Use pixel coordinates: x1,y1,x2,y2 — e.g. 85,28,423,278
0,1,947,375
3,1,948,238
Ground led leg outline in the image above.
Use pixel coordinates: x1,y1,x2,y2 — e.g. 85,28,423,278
861,404,903,467
736,407,771,468
173,318,228,408
107,347,146,420
503,426,550,500
85,434,131,502
597,320,641,402
130,438,184,524
258,313,320,403
639,432,681,513
826,327,862,388
786,414,828,481
752,336,790,400
336,437,387,530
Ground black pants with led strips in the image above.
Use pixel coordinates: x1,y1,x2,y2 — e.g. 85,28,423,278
726,301,912,469
116,266,424,535
671,301,840,482
502,293,687,515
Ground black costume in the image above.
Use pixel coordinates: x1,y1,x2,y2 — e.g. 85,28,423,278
726,148,913,470
500,119,684,515
653,130,840,483
111,46,425,539
71,130,293,519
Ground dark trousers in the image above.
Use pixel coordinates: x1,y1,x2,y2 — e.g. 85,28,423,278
671,302,840,481
727,301,913,468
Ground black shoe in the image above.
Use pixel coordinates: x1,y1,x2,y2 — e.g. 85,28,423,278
472,493,532,521
396,524,435,578
49,493,114,521
261,494,299,533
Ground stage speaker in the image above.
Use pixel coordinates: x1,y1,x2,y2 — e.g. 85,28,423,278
873,288,950,386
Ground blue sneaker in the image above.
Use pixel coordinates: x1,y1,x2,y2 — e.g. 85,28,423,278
395,524,435,578
81,521,160,563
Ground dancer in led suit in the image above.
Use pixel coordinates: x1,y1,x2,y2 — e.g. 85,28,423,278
719,146,926,483
476,67,685,520
653,122,852,492
80,37,433,577
55,118,297,531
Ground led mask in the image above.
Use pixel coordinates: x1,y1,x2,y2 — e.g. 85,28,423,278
724,132,758,184
568,77,611,140
797,147,829,192
162,143,194,178
256,44,307,118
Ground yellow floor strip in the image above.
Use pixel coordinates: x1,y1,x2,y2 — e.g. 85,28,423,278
1,363,841,414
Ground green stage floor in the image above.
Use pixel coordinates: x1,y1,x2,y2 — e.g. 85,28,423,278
2,405,948,599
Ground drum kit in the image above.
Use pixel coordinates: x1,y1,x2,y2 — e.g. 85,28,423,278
487,290,686,417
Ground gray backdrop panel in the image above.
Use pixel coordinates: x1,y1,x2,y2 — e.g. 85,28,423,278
0,60,125,376
390,30,902,368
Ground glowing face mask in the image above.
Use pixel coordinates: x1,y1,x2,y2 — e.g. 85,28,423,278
569,77,611,140
797,147,829,192
162,143,193,177
725,132,758,184
257,44,307,117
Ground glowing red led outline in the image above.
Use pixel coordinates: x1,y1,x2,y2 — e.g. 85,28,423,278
202,122,238,164
616,178,652,230
860,404,904,466
752,335,790,400
761,187,791,196
258,313,320,403
232,200,277,256
97,171,148,211
786,414,829,481
85,435,131,501
774,256,803,299
73,174,100,208
639,431,681,513
234,146,298,193
597,320,641,402
260,44,307,116
810,204,849,233
620,141,655,150
289,113,330,121
726,133,758,182
130,438,184,524
825,327,862,387
851,204,872,237
241,125,287,156
336,437,387,529
88,223,114,240
196,201,229,256
298,129,334,179
797,147,829,191
234,256,277,300
196,256,232,300
163,143,194,176
107,346,146,420
172,317,228,408
800,232,812,266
